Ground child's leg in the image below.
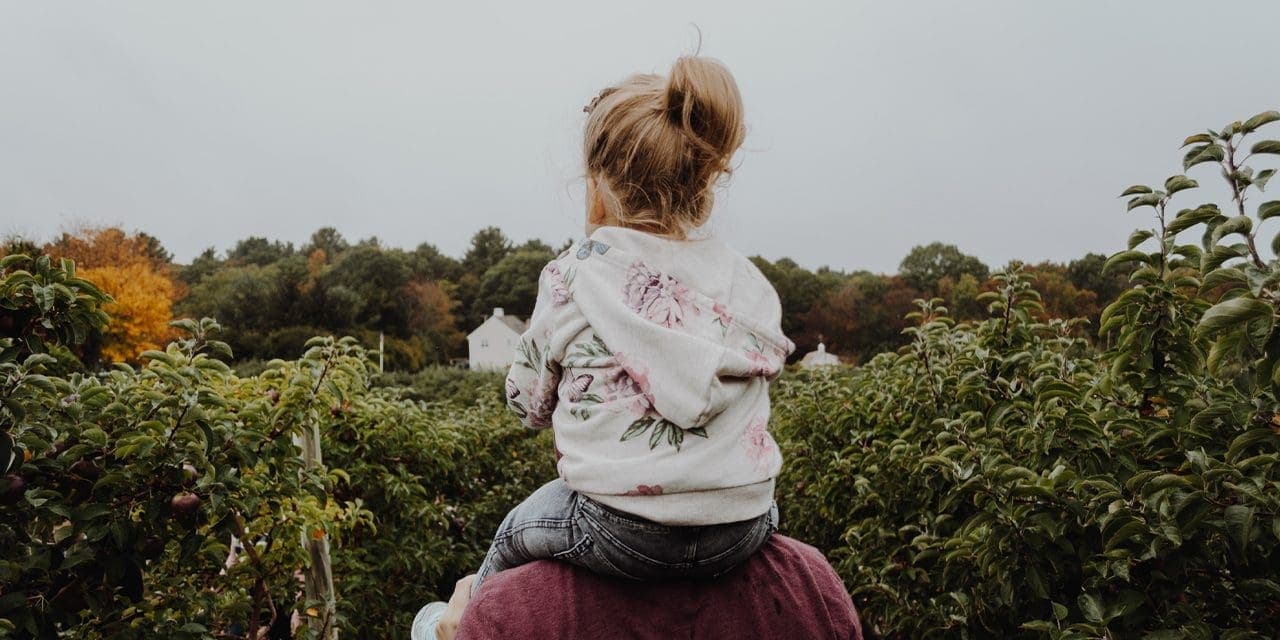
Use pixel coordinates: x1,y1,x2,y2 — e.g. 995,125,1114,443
472,478,586,593
573,499,779,581
416,480,583,640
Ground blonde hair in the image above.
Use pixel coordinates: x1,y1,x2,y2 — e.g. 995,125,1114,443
583,56,745,238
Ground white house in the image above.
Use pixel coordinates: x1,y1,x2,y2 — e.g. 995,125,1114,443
799,342,841,369
467,307,527,371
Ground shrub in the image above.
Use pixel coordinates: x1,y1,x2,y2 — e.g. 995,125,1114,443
773,110,1280,639
1,273,549,639
372,366,504,406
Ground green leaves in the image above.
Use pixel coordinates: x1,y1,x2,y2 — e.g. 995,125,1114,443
1127,230,1154,249
1164,174,1198,195
1226,429,1279,462
1120,185,1152,196
1201,267,1248,294
0,254,111,365
1259,201,1280,220
1258,169,1276,191
1078,593,1105,624
1224,504,1255,552
1251,140,1280,155
1210,215,1254,244
1166,205,1222,236
1183,143,1225,169
1242,110,1280,134
1197,297,1275,338
1104,250,1151,273
1127,192,1162,211
1182,133,1213,147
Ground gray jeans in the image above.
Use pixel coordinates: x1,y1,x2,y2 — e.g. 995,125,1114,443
473,479,779,592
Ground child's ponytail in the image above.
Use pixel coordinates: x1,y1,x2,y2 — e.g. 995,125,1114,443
663,56,745,178
584,55,746,238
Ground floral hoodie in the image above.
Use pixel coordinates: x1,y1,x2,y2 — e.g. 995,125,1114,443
505,226,793,526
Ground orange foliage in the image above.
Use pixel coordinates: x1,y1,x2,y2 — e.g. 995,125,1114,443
78,264,175,362
405,280,460,337
44,226,178,362
299,248,327,295
1024,262,1100,321
45,227,166,271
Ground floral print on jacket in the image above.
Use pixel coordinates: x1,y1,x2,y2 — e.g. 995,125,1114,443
503,228,792,525
622,260,700,328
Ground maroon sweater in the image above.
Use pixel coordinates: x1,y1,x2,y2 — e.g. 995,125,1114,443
455,535,862,640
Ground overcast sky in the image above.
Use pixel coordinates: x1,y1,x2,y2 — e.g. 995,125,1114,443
1,1,1276,273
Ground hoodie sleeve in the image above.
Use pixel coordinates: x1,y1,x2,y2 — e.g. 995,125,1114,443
505,260,584,430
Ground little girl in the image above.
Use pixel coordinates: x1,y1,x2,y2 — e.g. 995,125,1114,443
419,54,792,639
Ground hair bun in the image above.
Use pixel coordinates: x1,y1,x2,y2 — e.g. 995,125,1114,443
664,56,745,164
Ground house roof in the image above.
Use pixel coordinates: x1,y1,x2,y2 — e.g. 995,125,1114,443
499,315,527,333
467,310,526,338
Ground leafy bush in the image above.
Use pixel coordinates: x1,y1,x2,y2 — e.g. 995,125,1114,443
6,110,1278,640
323,392,551,637
0,253,111,372
774,110,1280,639
0,253,551,639
372,366,504,406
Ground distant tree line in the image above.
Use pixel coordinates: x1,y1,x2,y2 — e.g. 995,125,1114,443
4,227,1132,369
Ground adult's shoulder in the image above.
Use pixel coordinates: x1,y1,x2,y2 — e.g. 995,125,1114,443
456,535,862,640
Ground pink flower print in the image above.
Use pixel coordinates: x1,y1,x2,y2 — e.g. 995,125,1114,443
712,301,733,327
747,349,776,377
624,484,664,496
712,301,733,336
526,378,558,428
745,335,779,377
605,351,655,416
543,263,572,306
741,418,776,470
622,261,699,328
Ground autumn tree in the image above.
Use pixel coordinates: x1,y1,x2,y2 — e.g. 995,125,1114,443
750,257,846,341
936,273,986,320
800,274,922,362
405,280,464,362
45,227,170,271
42,226,178,363
78,263,176,361
795,279,864,358
1022,261,1100,324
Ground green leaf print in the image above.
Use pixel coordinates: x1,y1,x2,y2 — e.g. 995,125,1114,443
620,416,708,452
563,334,614,367
516,338,542,370
569,393,604,420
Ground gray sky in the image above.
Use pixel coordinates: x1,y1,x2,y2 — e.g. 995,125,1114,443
1,1,1276,273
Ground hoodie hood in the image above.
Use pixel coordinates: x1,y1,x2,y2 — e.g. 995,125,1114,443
564,227,794,430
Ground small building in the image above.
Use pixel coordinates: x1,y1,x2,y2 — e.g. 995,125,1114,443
799,342,841,368
467,307,527,371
